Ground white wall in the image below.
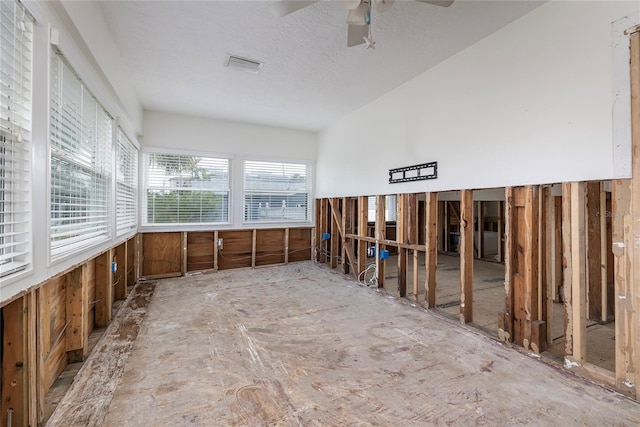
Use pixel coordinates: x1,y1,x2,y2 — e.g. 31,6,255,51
143,111,317,159
58,0,143,137
316,1,640,198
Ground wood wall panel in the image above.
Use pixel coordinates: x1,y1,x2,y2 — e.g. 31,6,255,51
85,260,96,336
114,243,127,299
127,237,137,289
187,232,215,272
289,228,312,262
40,276,67,393
142,232,182,277
1,297,29,427
217,230,253,270
256,229,286,266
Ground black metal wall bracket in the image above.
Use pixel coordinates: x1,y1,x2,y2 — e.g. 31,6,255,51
389,162,438,184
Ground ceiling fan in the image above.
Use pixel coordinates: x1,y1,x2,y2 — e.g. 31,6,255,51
269,0,454,49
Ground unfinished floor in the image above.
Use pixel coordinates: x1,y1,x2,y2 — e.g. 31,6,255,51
381,254,616,371
48,261,638,426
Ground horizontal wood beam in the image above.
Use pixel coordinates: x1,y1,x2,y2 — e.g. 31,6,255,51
344,234,426,251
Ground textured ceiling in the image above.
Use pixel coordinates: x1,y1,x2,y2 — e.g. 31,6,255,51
99,0,544,131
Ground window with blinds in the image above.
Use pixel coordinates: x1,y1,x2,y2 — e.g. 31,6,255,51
243,160,311,223
116,129,138,235
0,1,33,278
367,195,397,222
50,52,112,259
144,153,229,224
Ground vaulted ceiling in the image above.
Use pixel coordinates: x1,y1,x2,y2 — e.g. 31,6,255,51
99,0,544,131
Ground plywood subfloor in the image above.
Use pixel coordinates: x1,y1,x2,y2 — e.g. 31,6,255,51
51,261,639,426
384,254,616,372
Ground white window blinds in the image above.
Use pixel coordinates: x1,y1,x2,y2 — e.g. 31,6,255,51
367,195,397,222
144,153,229,224
0,0,33,278
50,52,112,259
116,128,138,235
243,160,311,223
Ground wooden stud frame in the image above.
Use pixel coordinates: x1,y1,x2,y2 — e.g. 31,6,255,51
459,190,473,324
425,192,438,308
357,196,368,277
375,195,386,288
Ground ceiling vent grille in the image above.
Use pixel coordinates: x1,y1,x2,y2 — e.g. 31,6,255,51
225,55,264,73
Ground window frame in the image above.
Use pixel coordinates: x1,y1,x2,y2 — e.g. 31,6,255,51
49,50,113,261
115,128,139,236
142,148,232,227
242,158,313,226
0,0,34,280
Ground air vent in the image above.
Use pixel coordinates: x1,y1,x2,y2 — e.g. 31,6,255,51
225,55,263,73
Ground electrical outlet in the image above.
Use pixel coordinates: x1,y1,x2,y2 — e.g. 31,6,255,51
217,238,223,250
111,262,117,273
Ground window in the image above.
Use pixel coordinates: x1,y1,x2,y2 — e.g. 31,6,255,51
116,128,138,235
144,153,229,224
243,160,311,223
367,195,397,222
0,0,33,278
50,52,112,259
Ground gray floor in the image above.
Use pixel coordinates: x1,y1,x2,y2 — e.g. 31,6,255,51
50,261,639,426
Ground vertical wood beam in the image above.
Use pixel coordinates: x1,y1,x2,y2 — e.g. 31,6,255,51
330,198,339,269
66,265,89,363
524,186,542,353
214,230,219,271
124,242,130,294
497,201,504,263
397,194,407,297
341,197,352,274
612,30,640,397
319,199,328,263
586,181,603,321
284,228,290,264
499,188,514,342
425,192,437,308
182,231,188,275
315,199,321,262
252,229,257,268
408,194,420,300
1,297,30,427
357,196,368,275
568,182,587,364
573,182,587,363
28,291,37,427
476,201,484,259
562,183,574,359
134,233,142,284
552,196,564,302
542,186,553,347
599,186,608,322
36,288,45,423
444,201,450,252
613,176,635,394
375,195,386,288
460,190,474,323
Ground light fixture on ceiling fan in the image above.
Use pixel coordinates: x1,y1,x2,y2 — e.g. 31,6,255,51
269,0,454,49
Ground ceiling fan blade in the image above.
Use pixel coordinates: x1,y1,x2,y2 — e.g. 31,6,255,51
347,24,368,47
376,0,395,14
268,1,318,17
414,0,454,7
